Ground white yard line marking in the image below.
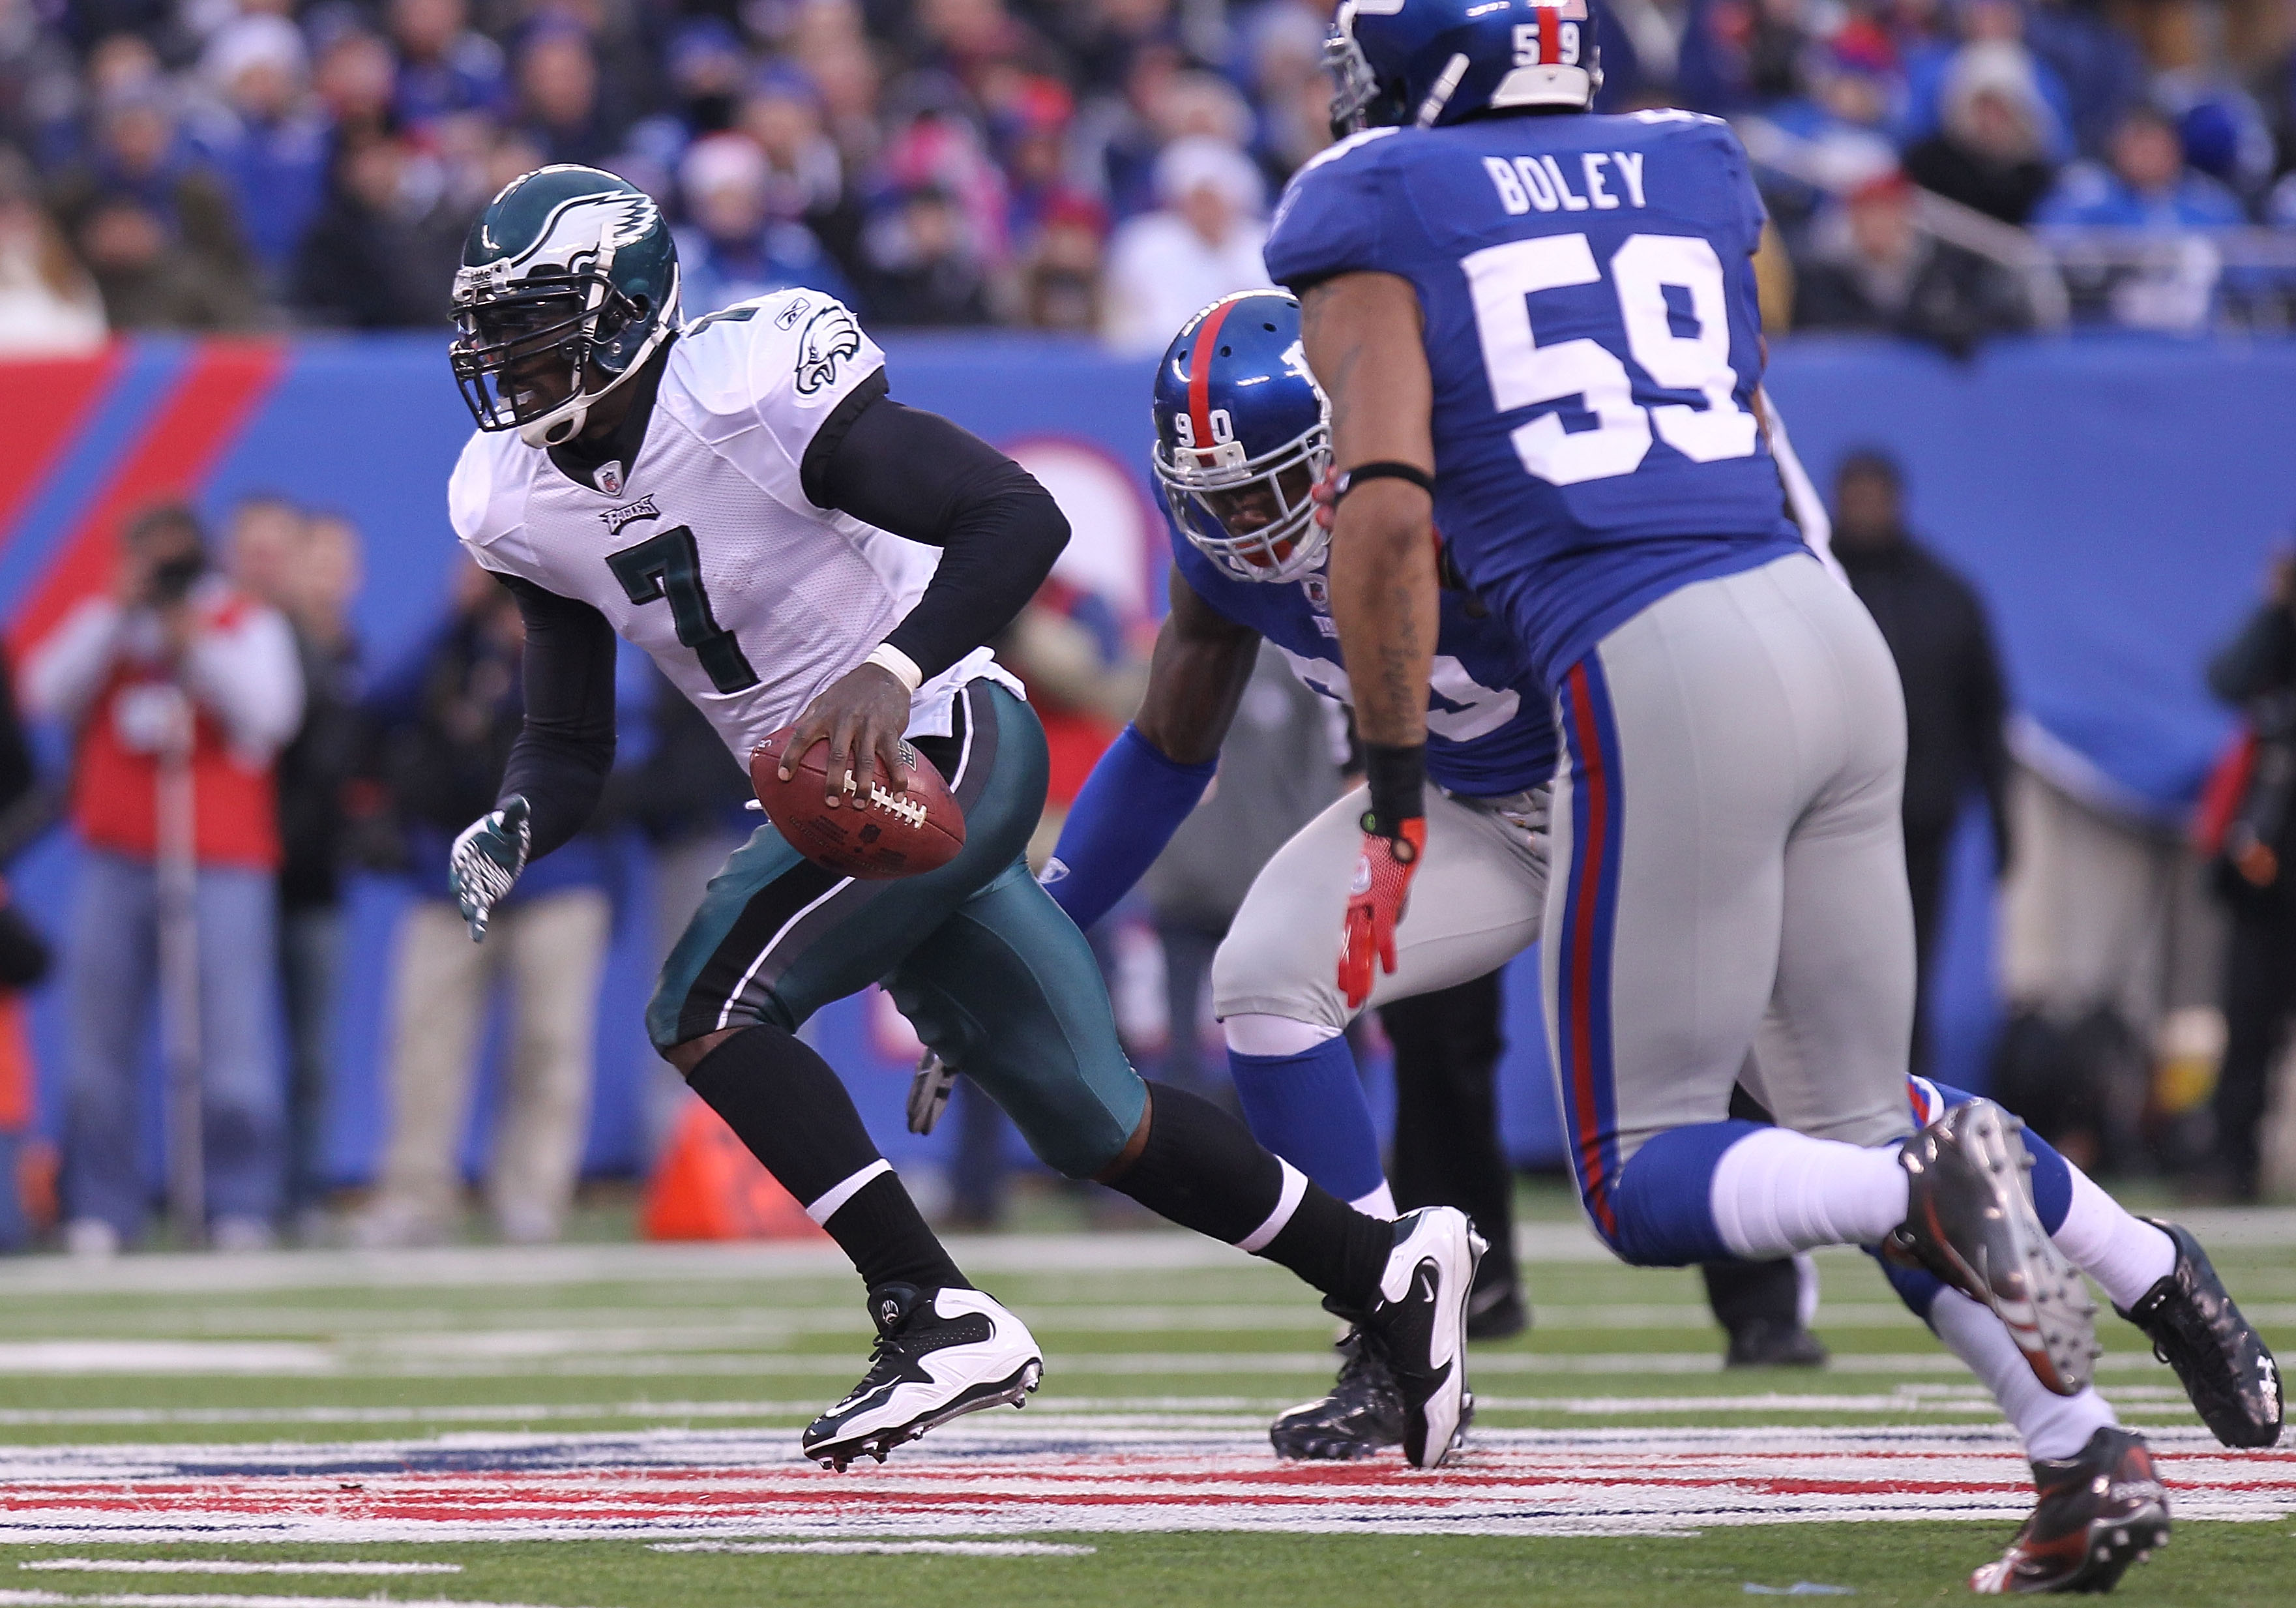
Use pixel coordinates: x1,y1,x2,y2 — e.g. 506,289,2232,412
19,1566,462,1578
649,1541,1095,1557
1,1212,2286,1296
0,1595,567,1608
0,1345,332,1376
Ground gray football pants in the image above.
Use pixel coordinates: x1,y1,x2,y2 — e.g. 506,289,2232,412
1542,552,1916,1246
1213,782,1548,1029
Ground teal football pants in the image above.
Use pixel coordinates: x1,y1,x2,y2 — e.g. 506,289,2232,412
647,680,1146,1179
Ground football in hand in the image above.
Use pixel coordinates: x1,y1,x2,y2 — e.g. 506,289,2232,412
750,728,965,880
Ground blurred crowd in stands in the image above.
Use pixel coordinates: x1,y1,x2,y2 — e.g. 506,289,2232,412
3,0,2296,352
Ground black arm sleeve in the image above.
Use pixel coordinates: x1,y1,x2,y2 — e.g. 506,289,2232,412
801,387,1070,683
495,573,619,861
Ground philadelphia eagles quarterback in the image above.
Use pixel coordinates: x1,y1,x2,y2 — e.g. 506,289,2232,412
441,164,1486,1472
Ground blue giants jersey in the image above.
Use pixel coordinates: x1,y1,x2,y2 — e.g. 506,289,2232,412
1263,110,1804,685
1172,534,1557,797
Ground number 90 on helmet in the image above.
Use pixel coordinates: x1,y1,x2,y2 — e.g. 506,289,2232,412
1329,0,1602,137
1151,291,1332,586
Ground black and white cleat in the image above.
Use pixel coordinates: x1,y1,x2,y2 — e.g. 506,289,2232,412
802,1283,1043,1472
1353,1206,1484,1469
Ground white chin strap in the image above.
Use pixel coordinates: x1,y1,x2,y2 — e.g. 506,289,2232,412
520,391,590,449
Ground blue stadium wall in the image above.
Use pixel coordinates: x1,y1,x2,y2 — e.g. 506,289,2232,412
0,331,2288,1193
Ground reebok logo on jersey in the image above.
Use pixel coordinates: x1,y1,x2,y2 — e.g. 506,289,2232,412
598,495,660,535
776,296,812,329
795,304,863,396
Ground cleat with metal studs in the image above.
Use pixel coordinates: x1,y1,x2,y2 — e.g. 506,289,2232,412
1969,1426,2169,1594
1891,1099,2101,1397
801,1285,1043,1470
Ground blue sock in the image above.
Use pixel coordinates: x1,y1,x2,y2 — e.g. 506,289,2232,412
1604,1120,1765,1265
1918,1079,2072,1234
1869,1245,1946,1322
1228,1039,1386,1204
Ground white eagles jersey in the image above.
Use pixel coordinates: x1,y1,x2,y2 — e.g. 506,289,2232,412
449,289,1022,766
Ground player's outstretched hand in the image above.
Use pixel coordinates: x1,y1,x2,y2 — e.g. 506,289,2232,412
781,661,913,809
449,794,531,944
1337,818,1425,1010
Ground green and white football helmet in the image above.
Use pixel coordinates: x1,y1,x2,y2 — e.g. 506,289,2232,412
449,164,681,449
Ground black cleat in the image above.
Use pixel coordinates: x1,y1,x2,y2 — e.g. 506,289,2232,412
1969,1426,2169,1595
1724,1318,1829,1369
2116,1217,2283,1448
1269,1328,1479,1461
1352,1206,1484,1468
1271,1328,1402,1460
1891,1099,2099,1397
801,1283,1042,1471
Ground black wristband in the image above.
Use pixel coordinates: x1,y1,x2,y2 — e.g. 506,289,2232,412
1361,742,1426,837
1335,461,1434,501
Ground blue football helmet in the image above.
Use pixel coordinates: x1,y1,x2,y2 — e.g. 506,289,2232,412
1329,0,1601,136
1151,291,1331,585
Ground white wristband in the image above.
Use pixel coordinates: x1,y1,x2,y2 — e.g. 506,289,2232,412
864,642,922,693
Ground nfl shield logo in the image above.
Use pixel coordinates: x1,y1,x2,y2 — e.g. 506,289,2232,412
596,462,623,496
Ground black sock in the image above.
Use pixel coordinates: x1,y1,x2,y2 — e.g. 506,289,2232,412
1700,1255,1803,1335
685,1025,967,1294
1106,1081,1393,1309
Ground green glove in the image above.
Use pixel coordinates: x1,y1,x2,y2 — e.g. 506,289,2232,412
449,794,531,942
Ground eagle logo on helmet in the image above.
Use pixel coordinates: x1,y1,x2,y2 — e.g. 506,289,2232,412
795,303,864,396
511,191,662,275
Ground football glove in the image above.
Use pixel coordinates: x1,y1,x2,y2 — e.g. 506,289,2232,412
1338,816,1425,1011
907,1050,958,1136
449,794,531,943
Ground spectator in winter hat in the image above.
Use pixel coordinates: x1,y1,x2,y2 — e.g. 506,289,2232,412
673,131,853,317
1243,1,1334,182
1793,167,2035,353
1903,39,2058,226
49,83,262,331
389,0,507,134
2035,106,2244,231
861,181,995,325
292,131,463,328
515,23,619,171
1100,133,1269,355
1020,190,1104,332
313,28,398,155
740,67,853,241
996,76,1094,249
193,14,329,286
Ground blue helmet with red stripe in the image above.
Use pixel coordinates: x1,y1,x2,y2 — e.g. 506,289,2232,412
1151,291,1332,585
1329,0,1602,136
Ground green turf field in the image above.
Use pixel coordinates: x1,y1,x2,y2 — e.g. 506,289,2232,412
0,1191,2289,1606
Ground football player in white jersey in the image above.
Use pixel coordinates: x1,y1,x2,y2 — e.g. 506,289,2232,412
439,164,1486,1472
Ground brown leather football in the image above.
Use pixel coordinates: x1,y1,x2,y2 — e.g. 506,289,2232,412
749,728,965,880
